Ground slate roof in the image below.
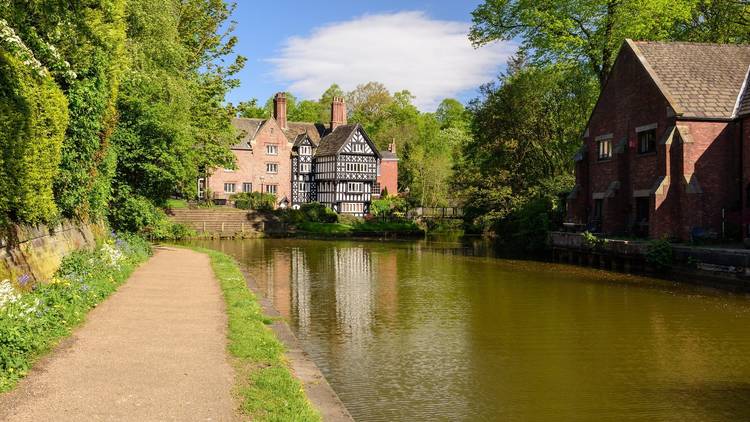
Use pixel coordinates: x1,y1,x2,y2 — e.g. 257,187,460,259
231,118,264,150
630,40,750,119
315,124,358,156
285,122,328,143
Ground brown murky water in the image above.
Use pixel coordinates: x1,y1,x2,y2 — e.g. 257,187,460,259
194,238,750,421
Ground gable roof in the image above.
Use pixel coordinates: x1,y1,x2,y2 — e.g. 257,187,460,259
231,117,264,149
628,40,750,119
315,124,381,158
285,122,328,144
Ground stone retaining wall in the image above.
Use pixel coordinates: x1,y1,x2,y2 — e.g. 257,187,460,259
0,221,102,283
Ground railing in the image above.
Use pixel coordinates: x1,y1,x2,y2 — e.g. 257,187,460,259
407,207,464,219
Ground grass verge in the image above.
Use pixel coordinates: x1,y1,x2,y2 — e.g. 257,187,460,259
0,233,152,392
187,246,321,422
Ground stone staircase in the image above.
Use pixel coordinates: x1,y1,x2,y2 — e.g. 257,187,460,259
168,208,277,237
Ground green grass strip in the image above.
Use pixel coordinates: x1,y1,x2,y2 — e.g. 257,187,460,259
187,247,321,422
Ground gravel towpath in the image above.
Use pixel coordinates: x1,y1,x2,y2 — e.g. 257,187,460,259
0,247,237,421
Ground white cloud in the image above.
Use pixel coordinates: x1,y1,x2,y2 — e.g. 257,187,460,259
268,11,516,111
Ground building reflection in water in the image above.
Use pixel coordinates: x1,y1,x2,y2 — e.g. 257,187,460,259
333,247,375,342
290,248,311,337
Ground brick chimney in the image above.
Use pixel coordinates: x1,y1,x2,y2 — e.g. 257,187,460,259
331,97,347,130
388,140,396,154
274,92,287,129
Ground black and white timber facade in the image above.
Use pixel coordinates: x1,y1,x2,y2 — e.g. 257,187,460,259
291,124,381,216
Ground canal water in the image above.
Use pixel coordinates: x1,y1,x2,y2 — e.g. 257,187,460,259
194,238,750,421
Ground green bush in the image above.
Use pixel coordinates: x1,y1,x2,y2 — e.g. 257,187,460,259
646,238,673,271
371,196,407,219
299,202,338,223
0,48,68,226
0,233,151,391
233,192,276,211
108,191,194,240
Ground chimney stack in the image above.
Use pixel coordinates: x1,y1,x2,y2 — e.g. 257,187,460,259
388,140,396,154
331,96,347,130
274,92,287,129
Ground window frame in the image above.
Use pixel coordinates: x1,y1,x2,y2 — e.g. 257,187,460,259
637,129,657,155
224,183,236,194
265,184,278,194
266,162,279,174
597,139,613,161
242,182,252,193
265,144,279,155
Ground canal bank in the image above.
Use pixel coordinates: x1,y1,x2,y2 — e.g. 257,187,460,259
550,232,750,292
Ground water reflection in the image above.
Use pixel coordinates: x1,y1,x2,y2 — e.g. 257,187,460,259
192,238,750,422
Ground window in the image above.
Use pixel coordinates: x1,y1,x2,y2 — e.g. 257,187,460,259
345,162,368,172
593,199,603,221
299,182,309,193
299,145,312,155
597,139,612,160
342,202,364,213
266,163,278,174
266,144,278,155
635,197,650,223
638,129,656,154
347,182,364,193
351,143,366,153
300,163,311,173
242,183,252,193
224,183,236,194
265,184,277,194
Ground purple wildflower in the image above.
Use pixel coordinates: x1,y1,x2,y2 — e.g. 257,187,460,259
17,274,31,288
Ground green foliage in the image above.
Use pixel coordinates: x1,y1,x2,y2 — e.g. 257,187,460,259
233,192,276,211
371,196,408,218
112,0,240,211
582,231,606,250
646,238,673,270
0,49,68,226
192,248,321,421
0,234,151,391
470,0,699,85
109,189,193,240
299,202,338,223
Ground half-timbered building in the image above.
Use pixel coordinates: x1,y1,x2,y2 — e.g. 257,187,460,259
313,124,381,216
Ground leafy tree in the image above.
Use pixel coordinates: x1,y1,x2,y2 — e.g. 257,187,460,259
347,82,393,131
291,100,322,122
453,60,596,238
470,0,698,86
111,0,241,232
677,0,750,43
436,99,470,130
235,99,268,119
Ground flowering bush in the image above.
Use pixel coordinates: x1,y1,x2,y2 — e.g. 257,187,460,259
0,233,151,391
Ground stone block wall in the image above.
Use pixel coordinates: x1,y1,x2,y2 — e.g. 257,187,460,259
0,221,102,284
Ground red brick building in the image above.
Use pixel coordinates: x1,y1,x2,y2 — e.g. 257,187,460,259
567,40,750,240
204,93,399,215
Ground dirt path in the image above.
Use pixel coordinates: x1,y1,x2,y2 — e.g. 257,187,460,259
0,247,237,421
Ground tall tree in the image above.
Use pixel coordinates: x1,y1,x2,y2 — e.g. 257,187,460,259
470,0,698,86
111,0,241,230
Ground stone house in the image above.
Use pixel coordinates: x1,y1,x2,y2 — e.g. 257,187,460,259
204,93,399,215
567,40,750,240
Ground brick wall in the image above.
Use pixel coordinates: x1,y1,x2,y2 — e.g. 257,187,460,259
208,118,293,204
378,159,398,196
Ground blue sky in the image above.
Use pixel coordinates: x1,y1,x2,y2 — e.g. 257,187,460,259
225,0,516,111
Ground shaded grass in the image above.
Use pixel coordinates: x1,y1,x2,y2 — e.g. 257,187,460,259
188,247,321,422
